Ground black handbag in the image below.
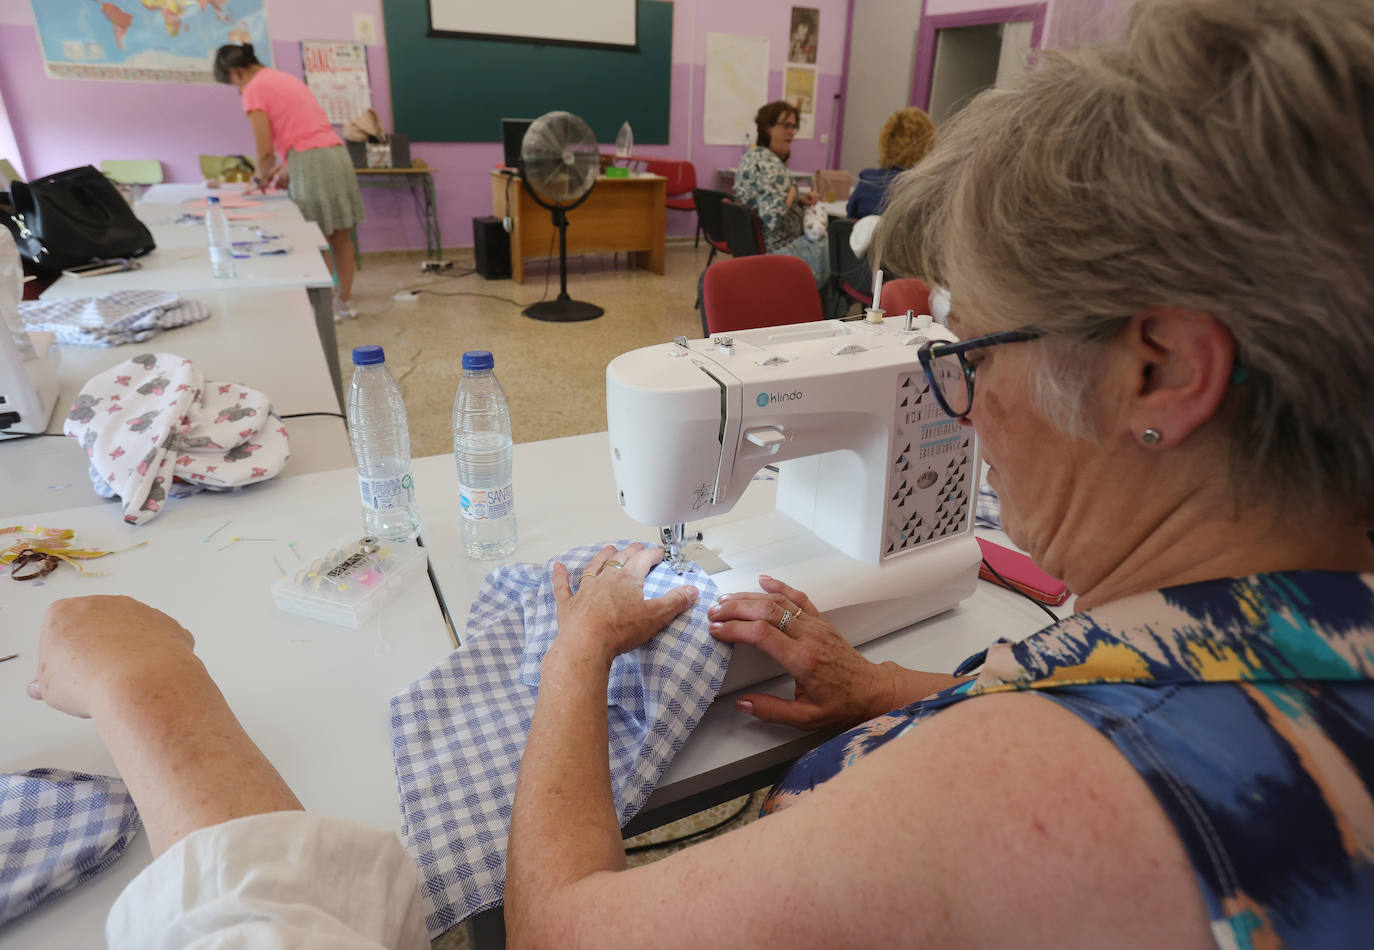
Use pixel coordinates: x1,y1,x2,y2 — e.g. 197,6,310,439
3,165,155,275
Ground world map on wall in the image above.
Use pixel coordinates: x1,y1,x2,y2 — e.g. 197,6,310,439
31,0,272,83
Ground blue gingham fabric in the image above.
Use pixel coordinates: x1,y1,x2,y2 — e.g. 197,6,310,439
389,542,728,937
20,290,210,347
0,769,142,926
975,482,1002,529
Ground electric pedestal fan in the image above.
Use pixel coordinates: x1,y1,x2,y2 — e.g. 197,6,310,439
519,111,604,322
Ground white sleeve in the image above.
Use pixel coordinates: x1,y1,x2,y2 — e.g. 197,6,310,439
105,811,428,950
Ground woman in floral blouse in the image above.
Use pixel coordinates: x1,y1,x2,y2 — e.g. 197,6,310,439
732,101,829,287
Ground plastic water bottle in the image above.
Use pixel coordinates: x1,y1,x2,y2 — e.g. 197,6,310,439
347,345,420,541
205,195,235,279
453,350,516,559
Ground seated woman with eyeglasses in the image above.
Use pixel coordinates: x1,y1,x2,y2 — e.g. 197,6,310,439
731,101,829,287
504,0,1374,946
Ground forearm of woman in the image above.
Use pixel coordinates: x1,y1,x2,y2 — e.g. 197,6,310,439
880,663,970,711
506,639,625,944
91,654,302,856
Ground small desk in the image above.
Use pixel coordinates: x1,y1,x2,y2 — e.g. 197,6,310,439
355,167,441,261
490,170,666,284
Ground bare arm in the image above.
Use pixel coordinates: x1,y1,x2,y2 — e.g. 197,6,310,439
247,109,278,186
506,682,1214,950
708,575,969,728
28,596,301,856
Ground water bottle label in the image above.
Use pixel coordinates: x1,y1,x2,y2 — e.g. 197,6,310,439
459,482,513,521
359,472,414,511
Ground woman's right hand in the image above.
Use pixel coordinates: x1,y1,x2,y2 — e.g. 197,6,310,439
707,576,899,730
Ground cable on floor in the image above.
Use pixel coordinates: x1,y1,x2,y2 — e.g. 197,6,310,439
980,557,1061,624
280,411,346,421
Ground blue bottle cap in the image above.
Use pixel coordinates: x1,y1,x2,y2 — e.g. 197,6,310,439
462,350,494,371
207,195,220,204
352,345,386,366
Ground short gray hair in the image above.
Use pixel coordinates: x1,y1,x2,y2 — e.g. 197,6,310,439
876,0,1374,520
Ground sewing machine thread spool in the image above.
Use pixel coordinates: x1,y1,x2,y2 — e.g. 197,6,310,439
865,307,886,325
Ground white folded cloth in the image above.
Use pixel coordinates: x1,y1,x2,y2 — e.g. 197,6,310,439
63,352,290,524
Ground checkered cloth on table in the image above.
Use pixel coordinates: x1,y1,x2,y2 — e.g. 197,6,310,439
20,290,210,347
0,769,142,926
390,542,728,937
975,479,1002,530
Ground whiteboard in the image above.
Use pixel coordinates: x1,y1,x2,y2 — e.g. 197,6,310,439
429,0,638,48
704,34,771,146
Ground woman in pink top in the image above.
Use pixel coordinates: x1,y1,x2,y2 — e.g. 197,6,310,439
214,43,365,320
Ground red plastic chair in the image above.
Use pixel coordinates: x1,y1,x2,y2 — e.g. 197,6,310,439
702,255,823,335
877,278,933,317
646,159,700,244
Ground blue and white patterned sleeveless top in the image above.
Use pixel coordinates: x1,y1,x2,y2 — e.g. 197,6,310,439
766,572,1374,949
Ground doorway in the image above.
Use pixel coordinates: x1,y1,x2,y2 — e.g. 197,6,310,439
910,4,1046,119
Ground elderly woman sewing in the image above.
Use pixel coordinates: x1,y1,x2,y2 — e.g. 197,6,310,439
505,0,1374,946
21,0,1372,945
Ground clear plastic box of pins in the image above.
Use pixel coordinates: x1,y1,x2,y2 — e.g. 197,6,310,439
271,536,429,628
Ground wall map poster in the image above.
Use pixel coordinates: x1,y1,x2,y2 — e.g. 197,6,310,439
30,0,272,83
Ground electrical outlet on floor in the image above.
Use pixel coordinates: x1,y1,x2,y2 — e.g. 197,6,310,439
392,291,419,303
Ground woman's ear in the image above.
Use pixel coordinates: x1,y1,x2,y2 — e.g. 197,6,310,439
1119,308,1235,450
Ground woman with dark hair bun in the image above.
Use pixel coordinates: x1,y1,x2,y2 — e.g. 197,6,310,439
731,100,829,287
213,43,365,321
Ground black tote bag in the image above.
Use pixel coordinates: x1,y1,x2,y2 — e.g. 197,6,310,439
4,165,155,275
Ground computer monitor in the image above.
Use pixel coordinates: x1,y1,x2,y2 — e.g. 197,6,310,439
501,118,534,170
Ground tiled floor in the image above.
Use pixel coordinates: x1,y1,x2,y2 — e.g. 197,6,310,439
339,244,765,950
335,244,712,460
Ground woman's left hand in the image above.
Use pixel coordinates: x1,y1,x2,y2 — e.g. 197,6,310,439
551,543,699,665
799,191,820,207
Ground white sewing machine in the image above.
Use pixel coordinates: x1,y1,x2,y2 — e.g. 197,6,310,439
0,324,59,441
607,315,982,694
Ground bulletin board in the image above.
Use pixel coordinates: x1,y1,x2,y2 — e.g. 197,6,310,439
381,0,672,144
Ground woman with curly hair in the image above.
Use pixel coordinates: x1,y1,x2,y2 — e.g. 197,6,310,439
846,106,936,218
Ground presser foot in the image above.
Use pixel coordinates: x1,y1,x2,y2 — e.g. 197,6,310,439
660,524,691,574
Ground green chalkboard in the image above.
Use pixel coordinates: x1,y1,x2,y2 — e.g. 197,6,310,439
382,0,672,145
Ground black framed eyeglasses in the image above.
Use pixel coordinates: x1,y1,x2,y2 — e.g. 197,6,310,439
917,327,1043,418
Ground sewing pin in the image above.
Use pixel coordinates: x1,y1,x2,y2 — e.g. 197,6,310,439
272,557,285,577
288,541,302,561
0,653,17,664
203,520,232,543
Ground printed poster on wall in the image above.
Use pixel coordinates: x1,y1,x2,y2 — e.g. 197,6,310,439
29,0,271,83
703,33,771,147
302,41,372,125
788,7,819,65
784,65,817,139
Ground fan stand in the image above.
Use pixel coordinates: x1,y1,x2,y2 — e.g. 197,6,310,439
520,174,605,323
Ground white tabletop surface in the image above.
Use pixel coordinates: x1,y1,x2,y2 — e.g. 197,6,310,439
2,286,351,518
413,433,1056,813
0,466,454,950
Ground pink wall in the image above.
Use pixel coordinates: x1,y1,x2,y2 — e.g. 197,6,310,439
0,0,848,252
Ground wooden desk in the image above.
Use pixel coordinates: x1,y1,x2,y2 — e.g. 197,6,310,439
355,167,441,261
490,170,666,283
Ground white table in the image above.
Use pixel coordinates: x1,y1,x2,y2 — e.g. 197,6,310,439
38,193,342,405
0,468,453,950
2,287,351,519
3,435,1053,947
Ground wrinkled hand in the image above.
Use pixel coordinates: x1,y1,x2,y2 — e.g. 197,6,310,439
799,191,820,207
28,595,197,719
708,575,896,730
551,543,699,666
